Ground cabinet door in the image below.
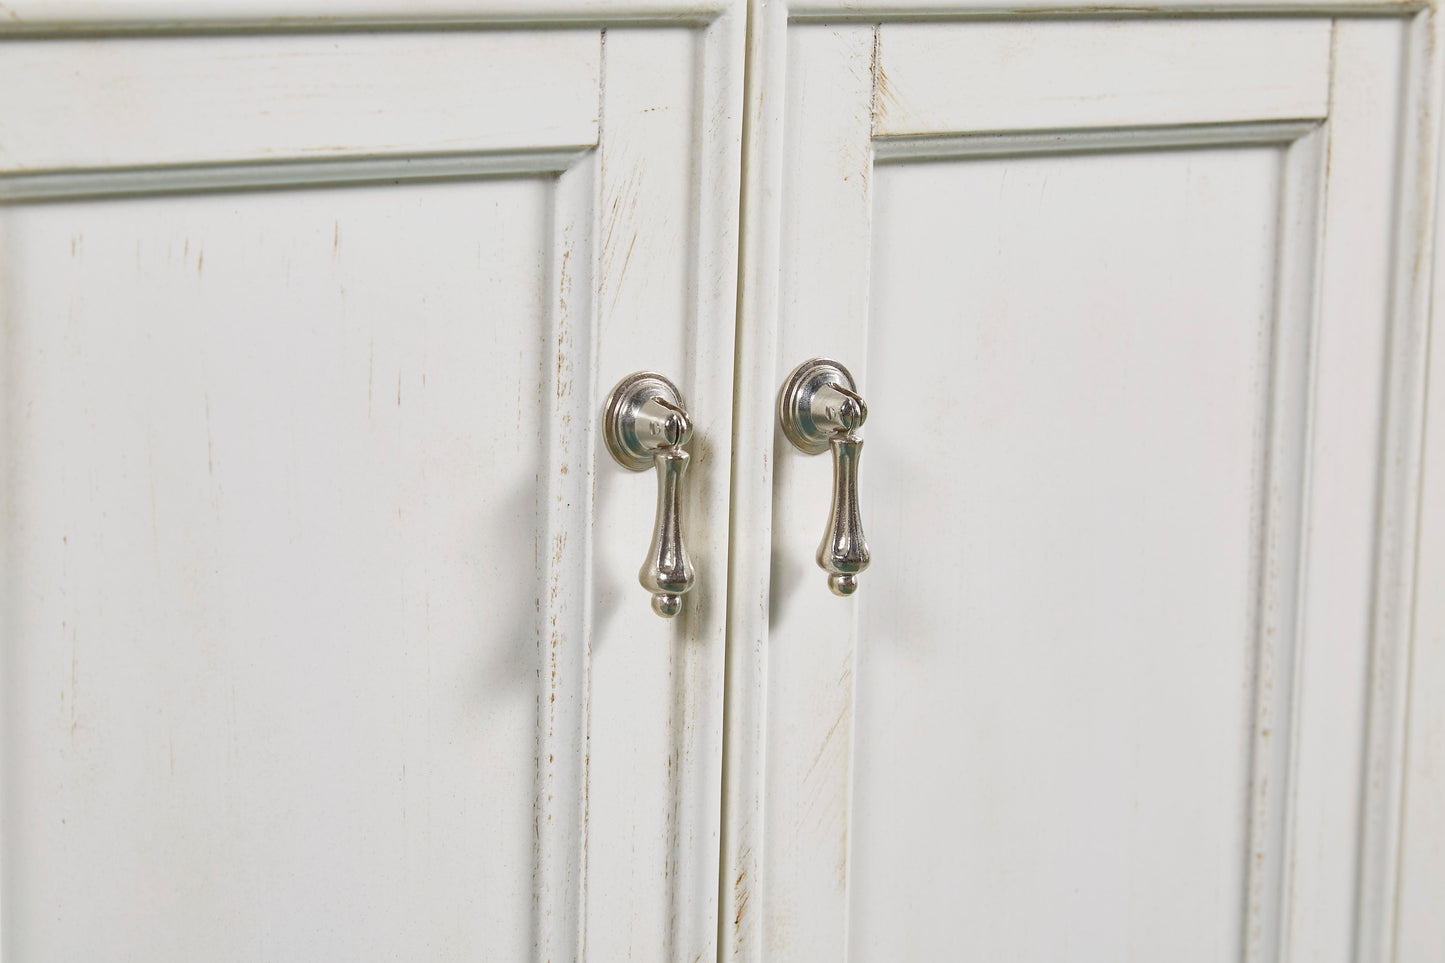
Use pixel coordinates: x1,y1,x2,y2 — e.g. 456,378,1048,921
724,9,1437,962
0,6,742,960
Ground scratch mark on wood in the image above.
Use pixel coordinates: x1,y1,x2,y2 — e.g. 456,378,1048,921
869,24,882,133
619,233,639,289
734,845,752,928
602,163,644,319
804,697,850,783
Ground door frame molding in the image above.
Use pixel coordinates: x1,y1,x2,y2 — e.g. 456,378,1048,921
0,1,733,33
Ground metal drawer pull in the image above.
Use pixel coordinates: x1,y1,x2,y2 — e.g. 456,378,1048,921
779,358,871,596
603,372,696,618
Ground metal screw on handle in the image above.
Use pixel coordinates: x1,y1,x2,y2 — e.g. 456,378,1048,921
779,358,871,596
603,372,697,618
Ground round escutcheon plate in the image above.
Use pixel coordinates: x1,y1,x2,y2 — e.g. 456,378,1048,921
777,357,857,455
603,371,687,471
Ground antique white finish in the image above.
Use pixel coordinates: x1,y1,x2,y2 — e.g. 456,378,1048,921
724,5,1443,963
2,0,1442,959
0,5,743,960
1395,86,1445,962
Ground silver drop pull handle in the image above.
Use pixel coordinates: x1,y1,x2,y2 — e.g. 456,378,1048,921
779,358,871,596
603,372,697,618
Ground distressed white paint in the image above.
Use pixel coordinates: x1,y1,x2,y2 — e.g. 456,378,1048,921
1,2,1440,961
0,8,744,961
0,0,732,30
2,178,559,961
1287,21,1409,963
0,0,1423,33
873,20,1333,135
583,24,743,963
1396,34,1445,953
723,9,1440,963
0,32,600,171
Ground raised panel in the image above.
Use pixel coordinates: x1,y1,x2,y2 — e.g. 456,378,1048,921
854,143,1280,963
1,178,554,960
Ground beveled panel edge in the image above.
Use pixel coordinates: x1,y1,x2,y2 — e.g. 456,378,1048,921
871,116,1330,963
872,119,1321,162
0,0,731,35
0,148,595,204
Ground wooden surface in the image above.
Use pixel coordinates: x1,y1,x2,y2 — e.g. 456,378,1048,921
723,8,1442,963
1396,93,1445,960
0,1,1440,960
0,9,745,960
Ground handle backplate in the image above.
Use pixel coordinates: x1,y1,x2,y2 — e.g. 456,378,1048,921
604,372,689,470
778,358,860,454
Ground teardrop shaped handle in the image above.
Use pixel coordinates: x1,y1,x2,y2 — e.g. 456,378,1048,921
779,359,871,596
641,444,693,617
603,372,697,618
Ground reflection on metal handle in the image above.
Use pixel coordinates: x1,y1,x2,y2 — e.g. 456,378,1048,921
779,359,871,596
603,373,696,618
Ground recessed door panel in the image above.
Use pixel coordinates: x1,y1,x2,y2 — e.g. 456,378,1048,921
2,178,552,960
854,145,1276,960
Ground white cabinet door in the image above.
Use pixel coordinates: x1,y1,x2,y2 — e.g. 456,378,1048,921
0,6,743,960
724,8,1438,962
